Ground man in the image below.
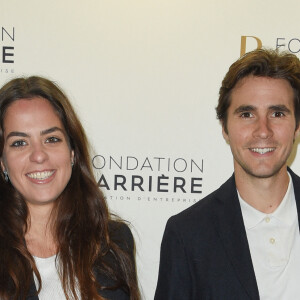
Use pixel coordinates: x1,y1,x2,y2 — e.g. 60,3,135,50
154,49,300,299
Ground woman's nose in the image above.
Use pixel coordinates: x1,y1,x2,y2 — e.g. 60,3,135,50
29,144,48,163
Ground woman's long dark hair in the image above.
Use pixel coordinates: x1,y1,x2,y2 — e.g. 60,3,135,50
0,76,140,300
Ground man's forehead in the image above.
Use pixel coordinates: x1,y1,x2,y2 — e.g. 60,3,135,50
233,75,293,91
230,76,294,106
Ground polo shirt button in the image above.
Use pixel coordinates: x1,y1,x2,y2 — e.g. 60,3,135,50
269,238,275,244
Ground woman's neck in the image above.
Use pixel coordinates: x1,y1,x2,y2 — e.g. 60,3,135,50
25,203,57,258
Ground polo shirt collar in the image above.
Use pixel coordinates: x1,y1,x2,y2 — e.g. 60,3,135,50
238,172,295,229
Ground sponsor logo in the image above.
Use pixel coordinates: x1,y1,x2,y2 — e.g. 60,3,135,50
240,35,300,56
93,154,204,204
1,27,15,74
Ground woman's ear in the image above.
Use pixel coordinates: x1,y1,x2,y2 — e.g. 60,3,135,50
71,150,75,166
0,159,5,172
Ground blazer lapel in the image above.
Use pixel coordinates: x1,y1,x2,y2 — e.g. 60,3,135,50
26,278,39,300
288,168,300,231
214,175,260,300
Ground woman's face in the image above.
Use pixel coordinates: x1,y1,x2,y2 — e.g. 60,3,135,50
1,97,74,206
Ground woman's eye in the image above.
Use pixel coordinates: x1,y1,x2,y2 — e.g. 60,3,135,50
10,140,27,147
46,136,61,143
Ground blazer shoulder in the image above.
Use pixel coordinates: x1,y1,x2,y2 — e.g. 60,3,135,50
96,221,135,299
108,220,134,252
167,175,236,229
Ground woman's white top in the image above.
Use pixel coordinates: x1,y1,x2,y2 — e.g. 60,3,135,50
33,255,67,300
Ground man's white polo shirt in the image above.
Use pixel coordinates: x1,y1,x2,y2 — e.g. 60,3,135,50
238,173,300,299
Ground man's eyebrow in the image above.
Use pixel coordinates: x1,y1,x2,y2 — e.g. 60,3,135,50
233,105,292,114
269,105,291,113
40,127,65,135
233,105,256,114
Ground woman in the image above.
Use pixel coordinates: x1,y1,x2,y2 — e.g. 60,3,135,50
0,76,140,300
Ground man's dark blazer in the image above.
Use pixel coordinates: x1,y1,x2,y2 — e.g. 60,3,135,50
154,168,300,300
26,222,133,300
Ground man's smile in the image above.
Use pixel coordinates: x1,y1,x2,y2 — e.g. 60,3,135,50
249,147,276,155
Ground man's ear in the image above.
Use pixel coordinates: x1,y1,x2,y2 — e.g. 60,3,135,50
294,124,300,141
222,123,229,144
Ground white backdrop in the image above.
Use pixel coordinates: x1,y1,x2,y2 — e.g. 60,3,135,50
1,1,300,298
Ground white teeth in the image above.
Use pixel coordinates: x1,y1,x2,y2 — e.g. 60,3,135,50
251,148,275,154
27,171,54,180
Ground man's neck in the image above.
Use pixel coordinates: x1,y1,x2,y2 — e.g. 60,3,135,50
235,166,290,214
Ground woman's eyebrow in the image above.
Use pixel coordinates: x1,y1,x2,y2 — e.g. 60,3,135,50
6,127,65,139
6,131,29,139
40,126,64,135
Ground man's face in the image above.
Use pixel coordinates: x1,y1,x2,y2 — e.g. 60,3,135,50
223,76,300,179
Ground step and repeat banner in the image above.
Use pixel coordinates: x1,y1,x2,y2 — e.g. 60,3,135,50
1,1,300,298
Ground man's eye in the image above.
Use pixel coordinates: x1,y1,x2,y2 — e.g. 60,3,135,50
10,140,27,147
273,111,285,117
46,136,61,143
240,112,253,118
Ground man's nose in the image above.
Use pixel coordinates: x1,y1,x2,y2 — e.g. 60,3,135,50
253,117,273,139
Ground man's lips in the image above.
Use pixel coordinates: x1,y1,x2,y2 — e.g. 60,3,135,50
249,147,276,154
